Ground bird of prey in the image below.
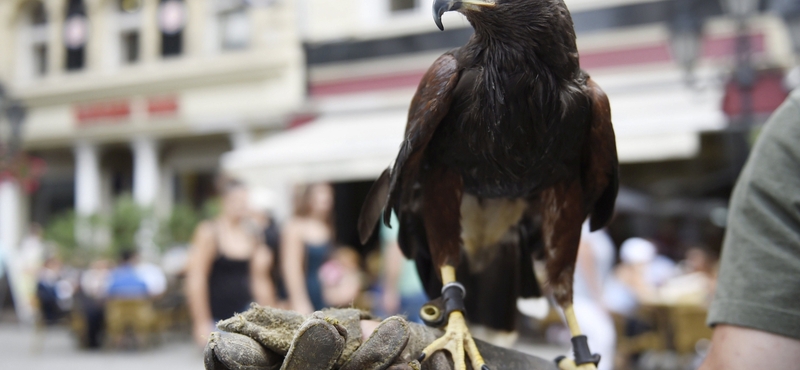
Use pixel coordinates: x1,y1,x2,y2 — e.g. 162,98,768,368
359,0,618,369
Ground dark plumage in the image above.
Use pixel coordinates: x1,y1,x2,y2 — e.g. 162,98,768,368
360,0,618,336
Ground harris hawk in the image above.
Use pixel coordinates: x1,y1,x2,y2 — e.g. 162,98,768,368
359,0,618,369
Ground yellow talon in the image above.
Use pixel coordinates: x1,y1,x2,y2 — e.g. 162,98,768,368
418,266,488,370
557,357,598,370
557,305,598,370
557,358,598,370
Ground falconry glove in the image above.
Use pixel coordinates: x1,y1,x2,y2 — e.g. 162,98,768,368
204,305,557,370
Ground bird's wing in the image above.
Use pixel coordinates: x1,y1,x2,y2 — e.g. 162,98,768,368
357,168,390,245
583,77,619,231
357,53,461,243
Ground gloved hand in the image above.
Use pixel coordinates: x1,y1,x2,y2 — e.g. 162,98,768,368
204,304,558,370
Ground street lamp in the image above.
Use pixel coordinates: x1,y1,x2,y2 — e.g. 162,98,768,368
720,0,759,127
0,82,30,189
0,83,27,162
721,0,759,19
5,102,26,158
719,0,759,189
669,1,703,85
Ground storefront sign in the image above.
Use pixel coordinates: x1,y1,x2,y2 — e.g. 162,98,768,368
75,100,131,126
147,96,179,116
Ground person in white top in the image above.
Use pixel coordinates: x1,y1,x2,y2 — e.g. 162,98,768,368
571,221,617,370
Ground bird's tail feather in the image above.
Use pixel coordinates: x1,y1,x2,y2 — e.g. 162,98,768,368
458,239,532,332
410,222,543,332
589,165,618,231
357,168,391,245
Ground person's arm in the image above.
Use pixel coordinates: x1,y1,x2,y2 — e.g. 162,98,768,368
699,325,800,370
702,90,800,369
383,241,404,315
280,219,314,315
186,221,217,347
250,244,277,308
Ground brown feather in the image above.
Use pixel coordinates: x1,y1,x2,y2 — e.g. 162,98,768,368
539,181,584,306
421,166,464,270
583,77,619,231
357,168,391,245
384,53,461,227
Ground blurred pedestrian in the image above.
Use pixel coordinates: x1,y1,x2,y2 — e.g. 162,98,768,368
319,247,363,308
603,237,666,339
186,176,276,347
604,237,675,314
658,246,717,305
262,212,287,301
281,183,334,314
379,213,427,323
136,259,167,298
79,259,110,348
0,247,6,311
36,256,68,324
107,250,149,299
571,221,616,370
19,223,45,310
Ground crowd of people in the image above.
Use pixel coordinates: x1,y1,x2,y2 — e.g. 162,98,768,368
6,173,720,363
569,224,719,369
22,248,168,348
3,176,426,350
185,179,428,347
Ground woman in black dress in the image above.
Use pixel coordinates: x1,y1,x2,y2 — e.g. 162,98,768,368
186,177,276,347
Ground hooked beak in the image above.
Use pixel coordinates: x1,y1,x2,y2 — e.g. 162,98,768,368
433,0,496,31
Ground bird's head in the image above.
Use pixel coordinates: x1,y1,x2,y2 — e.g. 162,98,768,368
433,0,497,31
434,0,567,30
433,0,578,67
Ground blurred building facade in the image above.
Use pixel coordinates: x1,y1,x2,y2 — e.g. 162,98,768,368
225,0,798,249
2,0,799,264
0,0,304,228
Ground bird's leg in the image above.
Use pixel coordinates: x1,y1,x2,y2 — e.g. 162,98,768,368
539,184,601,370
419,265,488,370
555,305,601,370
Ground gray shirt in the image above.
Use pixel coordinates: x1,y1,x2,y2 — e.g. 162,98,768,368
706,88,800,339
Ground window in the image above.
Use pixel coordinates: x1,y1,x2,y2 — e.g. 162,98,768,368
34,43,47,75
116,0,142,65
31,1,47,25
390,0,416,12
29,1,49,76
161,31,182,56
120,0,142,13
219,7,249,50
159,0,186,57
121,31,139,63
64,0,87,71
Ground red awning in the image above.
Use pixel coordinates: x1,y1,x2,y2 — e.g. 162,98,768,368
722,71,790,118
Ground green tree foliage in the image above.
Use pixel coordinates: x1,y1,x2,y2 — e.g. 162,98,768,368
202,197,221,219
43,210,77,260
161,198,219,247
165,203,202,245
43,211,104,265
110,194,144,255
43,194,217,260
